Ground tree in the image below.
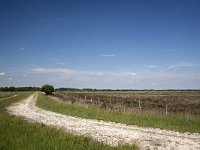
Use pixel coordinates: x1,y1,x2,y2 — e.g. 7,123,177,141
41,84,54,95
8,86,16,91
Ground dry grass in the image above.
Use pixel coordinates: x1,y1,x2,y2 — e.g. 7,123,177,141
55,90,200,115
37,93,200,133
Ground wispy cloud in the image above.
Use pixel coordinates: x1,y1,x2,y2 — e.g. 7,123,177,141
0,72,6,76
145,65,159,69
167,62,195,70
128,73,137,76
96,73,104,76
55,62,66,65
101,54,115,57
7,77,13,80
14,63,200,89
32,67,74,75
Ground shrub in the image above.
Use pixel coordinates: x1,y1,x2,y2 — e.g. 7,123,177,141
41,84,54,95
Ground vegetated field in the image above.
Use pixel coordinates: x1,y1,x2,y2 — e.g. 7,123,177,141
0,91,19,99
0,92,137,150
45,90,200,133
9,93,200,150
55,90,200,115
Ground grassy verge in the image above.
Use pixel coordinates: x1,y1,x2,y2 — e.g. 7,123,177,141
37,93,200,133
0,92,137,150
0,92,18,99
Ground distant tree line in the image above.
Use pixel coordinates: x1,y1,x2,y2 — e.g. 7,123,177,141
57,88,82,91
55,88,200,92
0,86,41,91
0,86,199,92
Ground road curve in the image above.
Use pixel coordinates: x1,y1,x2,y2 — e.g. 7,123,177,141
7,93,200,150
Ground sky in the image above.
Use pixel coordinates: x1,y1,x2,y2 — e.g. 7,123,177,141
0,0,200,89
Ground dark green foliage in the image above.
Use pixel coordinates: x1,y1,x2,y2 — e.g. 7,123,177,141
0,86,41,91
41,84,54,95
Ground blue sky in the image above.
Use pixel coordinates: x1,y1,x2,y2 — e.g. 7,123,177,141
0,0,200,89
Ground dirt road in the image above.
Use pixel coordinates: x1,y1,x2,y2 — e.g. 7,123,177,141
7,93,200,150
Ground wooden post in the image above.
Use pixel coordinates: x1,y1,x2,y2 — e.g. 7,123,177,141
85,96,86,101
91,97,93,103
138,100,142,110
109,100,112,110
165,104,168,115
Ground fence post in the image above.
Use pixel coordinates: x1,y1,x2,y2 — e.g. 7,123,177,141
138,100,142,110
165,104,168,115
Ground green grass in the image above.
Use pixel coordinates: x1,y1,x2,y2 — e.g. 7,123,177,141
0,92,17,99
37,93,200,133
0,92,137,150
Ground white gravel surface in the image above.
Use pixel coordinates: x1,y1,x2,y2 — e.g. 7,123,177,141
7,93,200,150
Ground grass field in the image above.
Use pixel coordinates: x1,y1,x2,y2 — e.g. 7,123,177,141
0,92,18,99
37,93,200,133
55,90,200,115
0,92,137,150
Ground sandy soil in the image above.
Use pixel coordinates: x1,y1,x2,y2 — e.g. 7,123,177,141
7,93,200,150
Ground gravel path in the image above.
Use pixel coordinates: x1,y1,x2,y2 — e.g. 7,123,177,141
7,93,200,150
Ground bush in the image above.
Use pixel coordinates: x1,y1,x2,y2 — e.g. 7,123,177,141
41,84,54,95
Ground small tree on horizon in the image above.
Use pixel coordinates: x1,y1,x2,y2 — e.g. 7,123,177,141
41,84,54,95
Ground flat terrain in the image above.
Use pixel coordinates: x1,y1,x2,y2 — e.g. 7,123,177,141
55,90,200,115
7,93,200,150
1,92,135,150
0,92,18,100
